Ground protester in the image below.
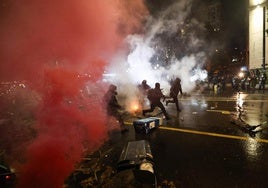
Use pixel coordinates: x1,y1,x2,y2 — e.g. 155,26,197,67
142,82,170,120
103,84,128,133
259,72,267,90
137,80,151,106
138,80,151,94
166,78,182,111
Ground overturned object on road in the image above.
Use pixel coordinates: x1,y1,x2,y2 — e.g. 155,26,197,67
133,117,162,134
230,117,264,137
117,140,157,186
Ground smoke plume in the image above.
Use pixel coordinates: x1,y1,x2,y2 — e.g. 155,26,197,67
0,0,210,186
106,0,208,107
0,0,147,187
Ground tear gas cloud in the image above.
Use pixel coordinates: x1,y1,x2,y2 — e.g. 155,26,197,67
106,0,208,98
0,0,147,187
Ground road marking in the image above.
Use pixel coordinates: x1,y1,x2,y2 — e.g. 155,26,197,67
125,122,132,125
179,98,268,102
206,109,233,114
159,126,268,144
126,121,268,143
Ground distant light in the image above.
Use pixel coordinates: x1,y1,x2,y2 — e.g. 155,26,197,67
102,73,116,82
232,58,238,62
240,66,248,71
153,64,160,70
181,29,185,35
238,72,244,78
236,92,244,109
190,69,208,82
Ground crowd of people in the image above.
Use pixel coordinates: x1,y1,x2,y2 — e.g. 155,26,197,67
231,70,267,92
209,69,267,93
102,69,267,133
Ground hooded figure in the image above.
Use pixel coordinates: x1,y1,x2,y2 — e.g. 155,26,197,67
103,84,128,132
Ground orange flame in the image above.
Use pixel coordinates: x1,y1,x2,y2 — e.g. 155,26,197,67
129,100,141,114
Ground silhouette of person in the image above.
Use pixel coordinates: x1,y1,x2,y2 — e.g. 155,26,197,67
259,72,267,90
166,78,182,111
138,80,151,106
103,84,128,132
142,82,170,120
138,80,151,95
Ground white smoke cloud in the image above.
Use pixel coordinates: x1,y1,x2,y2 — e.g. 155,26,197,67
105,0,208,110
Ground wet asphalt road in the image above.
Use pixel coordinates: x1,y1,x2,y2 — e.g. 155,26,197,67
1,83,267,187
114,87,268,188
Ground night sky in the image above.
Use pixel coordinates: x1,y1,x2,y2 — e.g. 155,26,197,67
221,0,249,50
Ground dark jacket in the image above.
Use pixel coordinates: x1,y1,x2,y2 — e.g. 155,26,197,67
147,87,165,104
170,79,182,97
103,85,121,115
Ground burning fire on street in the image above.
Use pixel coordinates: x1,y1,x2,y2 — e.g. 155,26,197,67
129,100,142,114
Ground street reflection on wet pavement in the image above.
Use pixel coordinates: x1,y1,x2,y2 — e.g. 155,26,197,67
66,88,268,187
1,83,268,187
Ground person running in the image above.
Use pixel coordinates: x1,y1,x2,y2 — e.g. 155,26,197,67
166,78,182,111
137,80,151,106
103,84,128,133
142,82,170,120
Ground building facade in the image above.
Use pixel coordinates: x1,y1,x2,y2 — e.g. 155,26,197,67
249,0,268,72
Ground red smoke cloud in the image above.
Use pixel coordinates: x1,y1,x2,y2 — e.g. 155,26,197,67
0,0,148,187
0,0,122,81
